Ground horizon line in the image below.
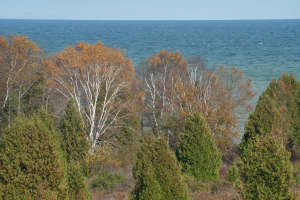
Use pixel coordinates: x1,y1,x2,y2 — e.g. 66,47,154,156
1,18,300,21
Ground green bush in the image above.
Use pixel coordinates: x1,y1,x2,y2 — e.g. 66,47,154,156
132,133,190,200
92,171,126,191
176,112,222,182
67,163,91,200
225,163,241,186
240,134,297,199
0,114,67,199
182,174,210,192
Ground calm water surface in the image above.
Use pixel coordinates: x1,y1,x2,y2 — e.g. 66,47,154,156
1,19,299,134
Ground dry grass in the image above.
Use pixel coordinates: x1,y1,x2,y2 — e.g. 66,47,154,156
190,188,240,200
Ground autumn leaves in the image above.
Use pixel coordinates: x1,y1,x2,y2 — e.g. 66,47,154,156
138,50,255,152
0,34,255,153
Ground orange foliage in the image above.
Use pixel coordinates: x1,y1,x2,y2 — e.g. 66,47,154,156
0,34,41,122
87,146,121,169
139,51,255,152
44,41,138,150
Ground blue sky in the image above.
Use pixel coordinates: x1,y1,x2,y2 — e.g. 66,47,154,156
1,0,299,20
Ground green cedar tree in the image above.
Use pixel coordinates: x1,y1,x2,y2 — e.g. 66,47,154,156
240,94,278,152
240,73,300,154
240,134,297,200
176,112,222,182
60,97,89,164
132,133,190,200
0,114,67,199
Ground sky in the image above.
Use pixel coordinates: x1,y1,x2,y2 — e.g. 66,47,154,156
0,0,299,20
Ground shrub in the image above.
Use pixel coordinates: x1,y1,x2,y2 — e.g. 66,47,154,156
67,163,91,200
176,112,222,182
240,134,297,199
182,174,210,192
92,171,126,191
0,114,67,199
132,133,190,200
225,163,240,186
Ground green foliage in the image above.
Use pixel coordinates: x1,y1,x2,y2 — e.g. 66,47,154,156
240,134,298,200
225,163,240,185
60,97,89,165
181,173,210,192
91,171,126,191
132,133,190,200
117,113,141,146
67,162,91,200
22,77,55,116
176,112,222,182
132,148,162,200
240,94,278,152
241,73,300,154
292,161,300,185
0,114,67,199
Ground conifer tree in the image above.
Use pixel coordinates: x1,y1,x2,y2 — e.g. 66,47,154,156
132,150,162,200
132,133,190,200
240,95,278,152
60,97,89,164
0,114,67,199
176,112,222,182
240,73,300,153
60,98,91,198
240,134,297,199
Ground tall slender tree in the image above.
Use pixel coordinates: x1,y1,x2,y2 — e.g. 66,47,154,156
60,97,89,164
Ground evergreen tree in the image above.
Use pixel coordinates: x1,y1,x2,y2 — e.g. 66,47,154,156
0,114,67,199
60,97,89,164
240,95,278,152
132,133,190,200
176,112,222,182
60,98,91,199
240,134,297,199
240,73,300,154
132,151,162,200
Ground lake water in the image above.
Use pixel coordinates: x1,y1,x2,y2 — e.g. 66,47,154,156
1,19,299,134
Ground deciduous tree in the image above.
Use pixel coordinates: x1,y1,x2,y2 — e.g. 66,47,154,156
45,41,136,151
0,34,41,126
137,50,189,137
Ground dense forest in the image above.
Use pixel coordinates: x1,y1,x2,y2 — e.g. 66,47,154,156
0,34,299,199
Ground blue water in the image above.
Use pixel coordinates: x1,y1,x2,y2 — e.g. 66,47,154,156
1,19,300,133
